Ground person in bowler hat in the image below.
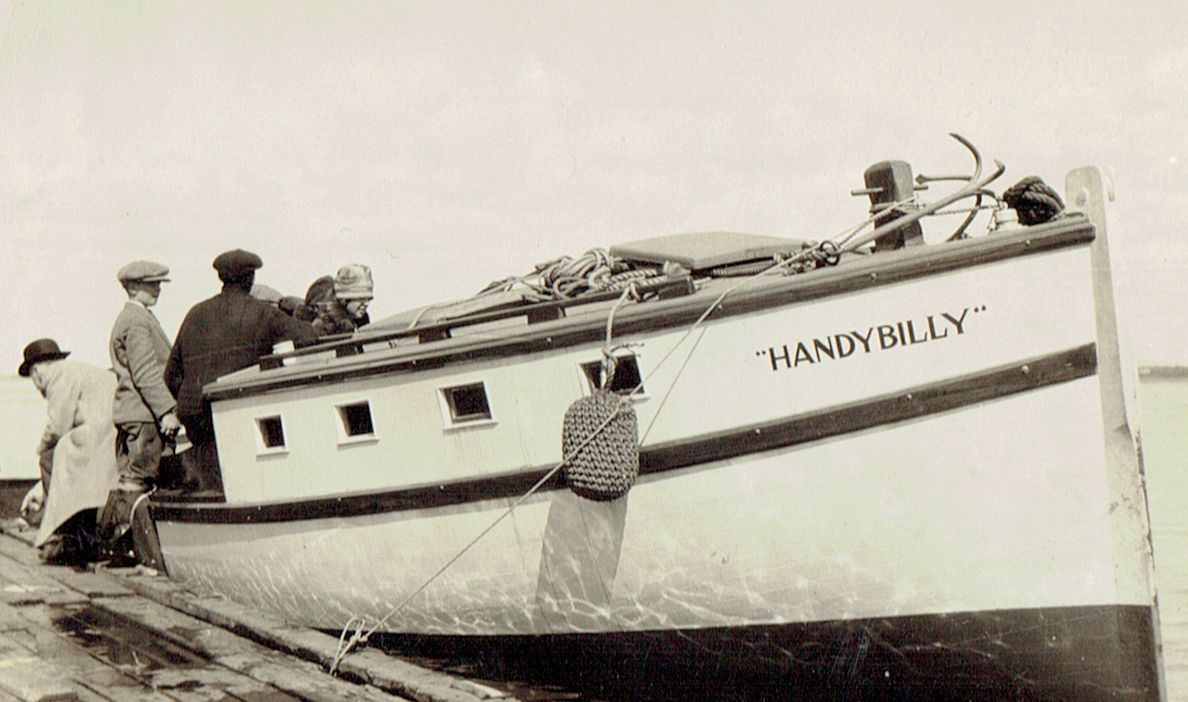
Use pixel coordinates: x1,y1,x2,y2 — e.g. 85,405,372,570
18,339,119,564
164,249,316,492
100,260,181,564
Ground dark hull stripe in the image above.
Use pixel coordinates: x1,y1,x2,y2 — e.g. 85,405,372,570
207,220,1095,401
151,343,1097,524
373,604,1159,702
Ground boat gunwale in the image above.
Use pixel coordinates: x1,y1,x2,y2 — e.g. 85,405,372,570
203,216,1095,402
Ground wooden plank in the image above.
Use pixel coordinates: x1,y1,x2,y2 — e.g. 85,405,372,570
147,667,298,702
97,587,492,702
0,632,78,702
92,598,403,702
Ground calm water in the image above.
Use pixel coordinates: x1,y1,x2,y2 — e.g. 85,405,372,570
1137,378,1188,700
0,374,46,480
2,373,1186,697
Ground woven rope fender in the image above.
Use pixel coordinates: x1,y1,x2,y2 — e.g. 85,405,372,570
562,390,640,501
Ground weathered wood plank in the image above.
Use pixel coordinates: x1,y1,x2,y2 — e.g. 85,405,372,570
92,598,405,702
0,656,78,702
99,580,496,702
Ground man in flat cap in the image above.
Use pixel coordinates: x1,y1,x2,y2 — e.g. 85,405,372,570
18,338,119,564
100,261,181,562
165,249,316,492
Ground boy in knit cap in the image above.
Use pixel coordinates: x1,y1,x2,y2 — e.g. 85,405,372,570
304,263,374,336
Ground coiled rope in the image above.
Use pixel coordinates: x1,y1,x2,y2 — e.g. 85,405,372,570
1002,175,1064,226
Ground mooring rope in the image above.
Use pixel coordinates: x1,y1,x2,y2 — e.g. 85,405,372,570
329,379,635,674
329,240,852,674
330,175,1006,673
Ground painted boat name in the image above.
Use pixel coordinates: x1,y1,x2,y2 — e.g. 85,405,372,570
756,306,984,371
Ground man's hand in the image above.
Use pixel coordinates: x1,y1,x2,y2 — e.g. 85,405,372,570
160,411,182,436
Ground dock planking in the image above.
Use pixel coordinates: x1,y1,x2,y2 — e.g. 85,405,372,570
0,523,398,702
0,522,512,702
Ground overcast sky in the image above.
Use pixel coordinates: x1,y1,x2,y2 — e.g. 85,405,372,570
1,1,1185,371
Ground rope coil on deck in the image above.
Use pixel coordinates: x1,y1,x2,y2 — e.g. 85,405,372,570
1002,176,1064,226
562,390,640,501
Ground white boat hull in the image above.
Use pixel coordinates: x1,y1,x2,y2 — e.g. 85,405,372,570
148,167,1160,699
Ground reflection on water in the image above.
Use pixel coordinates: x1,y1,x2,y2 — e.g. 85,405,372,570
51,604,208,672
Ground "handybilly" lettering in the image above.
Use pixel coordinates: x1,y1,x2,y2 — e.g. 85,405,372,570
757,306,984,371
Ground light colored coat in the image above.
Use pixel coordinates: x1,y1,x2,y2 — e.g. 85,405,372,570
32,360,119,547
110,301,176,424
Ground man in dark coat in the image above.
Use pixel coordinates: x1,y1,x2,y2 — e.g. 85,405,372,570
164,249,316,493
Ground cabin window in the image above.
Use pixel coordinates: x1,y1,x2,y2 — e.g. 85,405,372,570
335,401,377,445
581,356,645,397
439,381,495,428
254,415,288,455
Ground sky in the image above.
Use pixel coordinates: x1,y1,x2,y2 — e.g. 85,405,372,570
0,0,1185,372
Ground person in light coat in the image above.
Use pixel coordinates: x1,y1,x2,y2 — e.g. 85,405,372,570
18,339,119,564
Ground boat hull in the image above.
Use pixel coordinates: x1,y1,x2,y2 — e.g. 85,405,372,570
371,605,1158,701
155,371,1132,631
149,167,1160,698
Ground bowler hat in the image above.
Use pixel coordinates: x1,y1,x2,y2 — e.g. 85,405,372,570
212,249,263,277
117,260,171,284
18,338,70,377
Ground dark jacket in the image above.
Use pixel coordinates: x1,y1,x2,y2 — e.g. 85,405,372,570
165,285,316,417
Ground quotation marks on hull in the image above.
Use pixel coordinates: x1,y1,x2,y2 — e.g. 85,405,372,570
757,306,985,371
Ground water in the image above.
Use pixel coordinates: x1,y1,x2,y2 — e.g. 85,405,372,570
1136,377,1188,700
0,374,47,481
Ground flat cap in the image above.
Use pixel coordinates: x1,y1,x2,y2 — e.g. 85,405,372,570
212,249,263,276
117,260,170,284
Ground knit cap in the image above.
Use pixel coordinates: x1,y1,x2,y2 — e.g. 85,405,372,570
333,264,373,299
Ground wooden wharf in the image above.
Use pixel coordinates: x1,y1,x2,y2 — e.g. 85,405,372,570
0,522,514,702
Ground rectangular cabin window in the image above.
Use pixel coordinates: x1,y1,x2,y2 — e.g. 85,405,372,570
438,381,496,429
335,401,377,445
254,415,288,455
581,356,644,397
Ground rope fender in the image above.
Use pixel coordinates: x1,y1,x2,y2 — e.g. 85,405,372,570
561,391,639,501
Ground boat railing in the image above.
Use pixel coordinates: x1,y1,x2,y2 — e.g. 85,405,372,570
258,274,697,370
257,135,1044,375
